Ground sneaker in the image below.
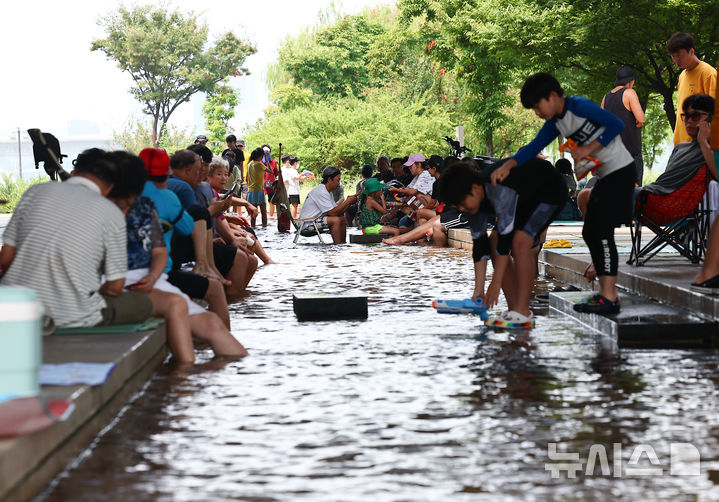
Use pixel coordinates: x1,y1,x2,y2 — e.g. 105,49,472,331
690,274,719,295
573,294,620,314
486,310,535,329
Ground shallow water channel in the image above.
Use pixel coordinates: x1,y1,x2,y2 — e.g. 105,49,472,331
36,227,719,501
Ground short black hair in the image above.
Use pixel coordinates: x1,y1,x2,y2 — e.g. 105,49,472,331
72,148,117,185
187,144,212,164
249,147,264,162
289,156,299,166
107,151,147,198
226,134,237,144
390,157,403,166
667,32,695,53
361,164,374,178
439,161,485,206
147,174,168,183
170,149,199,171
683,93,714,115
555,158,573,175
281,154,291,163
520,72,564,108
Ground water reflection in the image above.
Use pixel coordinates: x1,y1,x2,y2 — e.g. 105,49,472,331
36,227,719,501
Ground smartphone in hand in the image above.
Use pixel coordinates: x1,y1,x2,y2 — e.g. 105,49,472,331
221,182,239,200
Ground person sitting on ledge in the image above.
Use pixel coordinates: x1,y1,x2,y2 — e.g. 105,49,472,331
0,148,153,328
298,166,358,244
110,151,247,360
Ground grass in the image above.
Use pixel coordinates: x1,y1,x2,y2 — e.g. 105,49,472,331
0,173,47,213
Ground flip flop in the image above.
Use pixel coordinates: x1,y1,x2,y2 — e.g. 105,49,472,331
543,239,561,249
558,239,572,248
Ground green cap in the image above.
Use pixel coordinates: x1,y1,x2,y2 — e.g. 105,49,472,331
362,177,384,195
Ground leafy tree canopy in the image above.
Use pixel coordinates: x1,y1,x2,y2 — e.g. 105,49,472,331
92,5,256,146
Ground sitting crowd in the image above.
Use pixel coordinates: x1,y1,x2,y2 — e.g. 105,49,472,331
0,143,289,364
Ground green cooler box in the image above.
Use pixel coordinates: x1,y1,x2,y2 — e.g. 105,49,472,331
0,286,43,396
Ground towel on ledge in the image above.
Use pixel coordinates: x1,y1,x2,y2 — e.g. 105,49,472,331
39,362,116,386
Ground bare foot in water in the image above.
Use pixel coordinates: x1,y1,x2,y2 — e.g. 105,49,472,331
383,236,403,245
583,262,596,282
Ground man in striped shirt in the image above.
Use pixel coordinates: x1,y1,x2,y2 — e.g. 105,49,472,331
0,149,152,327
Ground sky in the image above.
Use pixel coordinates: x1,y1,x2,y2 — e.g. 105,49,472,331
1,0,393,142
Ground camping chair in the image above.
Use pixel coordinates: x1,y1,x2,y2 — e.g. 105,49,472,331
628,164,710,266
277,203,331,244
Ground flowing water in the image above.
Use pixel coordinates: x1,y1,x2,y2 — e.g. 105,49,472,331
35,227,719,501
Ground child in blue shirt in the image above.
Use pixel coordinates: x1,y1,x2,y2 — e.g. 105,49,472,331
492,73,636,315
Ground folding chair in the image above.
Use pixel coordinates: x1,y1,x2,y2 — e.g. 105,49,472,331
628,164,710,266
277,203,330,244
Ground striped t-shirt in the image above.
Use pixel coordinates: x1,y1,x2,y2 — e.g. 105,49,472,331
0,176,127,327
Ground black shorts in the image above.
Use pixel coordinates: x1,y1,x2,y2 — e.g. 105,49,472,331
440,206,469,229
289,194,300,205
587,162,636,228
167,270,210,299
514,182,566,240
213,242,237,277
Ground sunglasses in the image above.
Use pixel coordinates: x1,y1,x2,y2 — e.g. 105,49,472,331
680,111,710,122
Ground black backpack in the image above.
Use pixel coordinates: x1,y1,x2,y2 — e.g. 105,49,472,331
28,129,69,181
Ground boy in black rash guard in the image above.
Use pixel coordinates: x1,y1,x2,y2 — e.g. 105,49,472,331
492,73,635,315
441,158,566,328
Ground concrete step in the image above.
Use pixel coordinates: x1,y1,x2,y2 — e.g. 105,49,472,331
549,291,719,348
540,250,719,321
0,326,167,502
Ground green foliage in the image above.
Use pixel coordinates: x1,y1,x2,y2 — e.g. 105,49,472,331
245,87,454,175
92,5,256,146
276,12,389,98
0,174,47,214
398,0,718,158
641,94,673,171
203,84,239,152
112,118,194,155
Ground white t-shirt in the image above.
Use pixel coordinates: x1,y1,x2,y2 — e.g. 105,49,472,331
407,170,434,195
299,184,336,220
282,166,301,196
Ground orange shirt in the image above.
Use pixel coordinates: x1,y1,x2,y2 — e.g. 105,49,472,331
675,60,716,145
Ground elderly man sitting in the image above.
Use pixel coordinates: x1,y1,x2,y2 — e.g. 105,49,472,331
298,166,358,244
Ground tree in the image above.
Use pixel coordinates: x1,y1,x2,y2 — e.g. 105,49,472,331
641,94,673,172
469,0,719,130
92,5,255,146
275,13,388,99
202,84,238,152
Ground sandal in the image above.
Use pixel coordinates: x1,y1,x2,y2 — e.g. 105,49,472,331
485,310,535,329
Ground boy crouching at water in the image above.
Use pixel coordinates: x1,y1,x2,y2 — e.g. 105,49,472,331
491,73,635,315
441,158,566,328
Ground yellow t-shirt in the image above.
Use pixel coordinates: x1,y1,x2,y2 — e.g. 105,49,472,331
674,60,717,145
247,160,265,192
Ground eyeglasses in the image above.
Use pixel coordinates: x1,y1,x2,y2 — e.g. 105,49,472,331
681,111,710,122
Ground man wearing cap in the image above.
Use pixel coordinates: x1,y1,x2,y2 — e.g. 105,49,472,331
139,148,232,328
194,135,208,146
298,166,358,244
388,153,434,229
601,66,646,185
